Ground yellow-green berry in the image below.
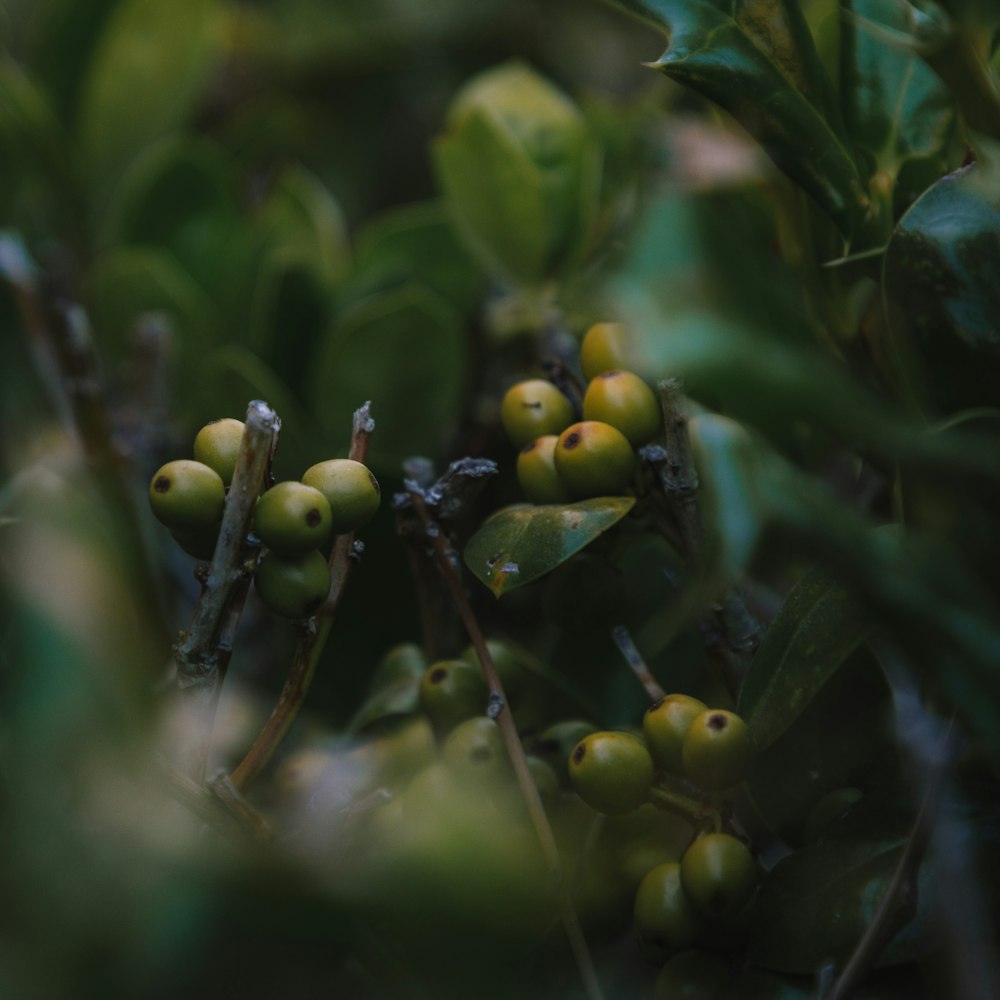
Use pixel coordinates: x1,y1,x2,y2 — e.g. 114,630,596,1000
500,379,574,449
553,420,635,499
517,435,569,504
582,369,661,446
149,460,225,532
580,322,632,380
193,418,245,486
254,481,332,557
643,694,709,775
568,731,653,815
682,710,752,791
254,549,331,619
301,459,381,534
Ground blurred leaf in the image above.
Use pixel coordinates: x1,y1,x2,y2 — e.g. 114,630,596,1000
88,245,216,358
350,200,484,312
746,646,892,842
883,160,1000,410
103,137,241,293
254,165,351,287
309,283,466,469
842,0,958,213
347,678,421,735
76,0,222,195
739,569,871,750
723,965,924,1000
464,498,635,597
607,0,867,233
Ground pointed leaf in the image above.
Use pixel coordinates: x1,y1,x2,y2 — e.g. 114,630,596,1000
739,568,871,750
606,0,866,233
464,498,635,597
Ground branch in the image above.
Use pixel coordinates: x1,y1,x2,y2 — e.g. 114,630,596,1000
229,403,374,792
612,625,666,702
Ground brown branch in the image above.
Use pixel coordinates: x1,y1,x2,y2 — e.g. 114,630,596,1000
611,625,666,702
229,403,374,792
404,485,605,1000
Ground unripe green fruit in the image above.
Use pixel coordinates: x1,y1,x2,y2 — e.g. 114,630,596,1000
254,481,332,556
170,526,220,561
419,659,487,732
301,459,381,534
532,719,598,788
526,755,560,798
193,418,244,486
633,861,706,952
580,322,632,380
370,642,429,690
254,549,331,619
554,420,635,499
654,949,732,1000
682,710,752,791
568,731,653,815
444,717,507,784
459,638,529,708
149,459,225,532
680,833,758,918
582,369,661,446
517,435,569,504
643,694,709,775
500,379,574,449
802,786,863,843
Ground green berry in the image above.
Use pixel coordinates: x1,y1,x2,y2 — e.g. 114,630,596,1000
643,694,709,775
517,435,570,504
682,710,752,791
193,418,244,486
254,549,331,619
370,642,430,690
526,755,560,799
500,379,574,449
419,659,487,732
654,949,732,1000
580,322,632,381
582,369,661,446
443,717,508,784
254,481,332,556
633,861,706,952
301,459,381,534
459,638,530,708
149,459,225,532
680,832,758,918
568,731,653,815
531,720,598,788
554,420,635,499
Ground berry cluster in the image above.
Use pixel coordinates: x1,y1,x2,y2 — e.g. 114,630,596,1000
502,322,662,503
148,418,380,619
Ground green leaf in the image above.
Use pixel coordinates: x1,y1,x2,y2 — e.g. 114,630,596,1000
76,0,222,196
746,646,892,842
606,0,866,233
464,498,635,598
347,678,422,735
308,283,466,470
842,0,958,216
883,159,1000,411
740,568,871,750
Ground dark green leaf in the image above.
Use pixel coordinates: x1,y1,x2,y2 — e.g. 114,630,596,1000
464,498,635,597
76,0,222,195
740,568,871,750
883,160,1000,410
606,0,866,233
308,283,466,470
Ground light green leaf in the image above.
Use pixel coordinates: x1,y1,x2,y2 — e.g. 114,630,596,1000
464,498,635,597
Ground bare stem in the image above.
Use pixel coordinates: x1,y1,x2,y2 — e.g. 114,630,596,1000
648,785,718,829
404,485,605,1000
612,625,666,702
229,403,374,792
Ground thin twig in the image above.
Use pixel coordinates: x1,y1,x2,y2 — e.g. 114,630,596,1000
612,625,666,702
206,771,275,844
404,485,605,1000
229,403,374,792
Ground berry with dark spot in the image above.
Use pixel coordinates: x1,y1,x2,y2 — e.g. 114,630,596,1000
254,481,332,557
682,710,752,791
419,659,488,733
568,731,653,814
500,379,574,449
554,420,635,499
149,460,225,532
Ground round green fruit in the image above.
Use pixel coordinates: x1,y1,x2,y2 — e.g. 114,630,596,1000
680,833,758,918
568,731,653,815
301,459,381,534
517,435,569,504
444,717,508,785
682,710,752,791
532,720,599,788
633,861,706,952
500,379,574,449
553,420,635,499
254,549,331,619
582,369,661,446
580,322,632,380
149,460,225,532
654,949,732,1000
193,418,244,486
419,659,487,732
254,481,332,557
643,694,709,775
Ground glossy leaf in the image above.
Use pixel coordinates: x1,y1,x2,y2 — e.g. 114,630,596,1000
308,283,466,469
740,568,871,750
606,0,866,233
883,160,1000,410
76,0,222,194
464,498,635,597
